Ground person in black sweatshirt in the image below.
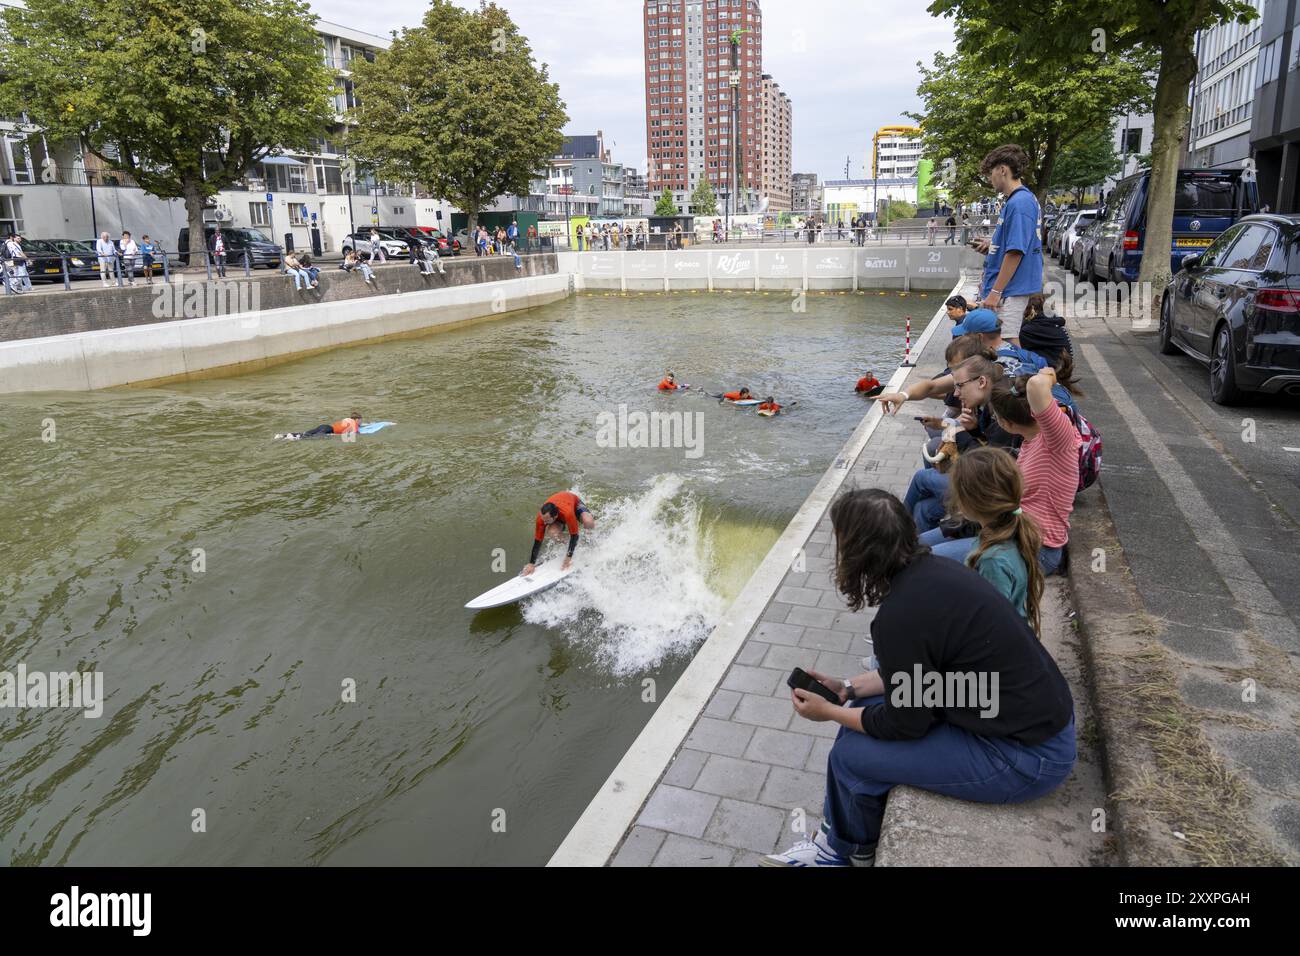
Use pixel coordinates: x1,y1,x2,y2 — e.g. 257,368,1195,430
764,488,1075,867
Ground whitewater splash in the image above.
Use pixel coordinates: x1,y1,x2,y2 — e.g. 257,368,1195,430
522,474,729,676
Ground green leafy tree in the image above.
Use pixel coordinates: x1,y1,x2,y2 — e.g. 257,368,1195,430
0,0,336,262
690,179,718,216
929,0,1258,300
908,15,1154,208
1052,126,1125,205
348,0,566,235
654,188,679,217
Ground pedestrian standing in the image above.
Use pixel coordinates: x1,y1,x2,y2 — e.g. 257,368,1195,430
211,230,227,278
974,143,1043,342
945,214,957,245
368,227,386,264
140,235,157,284
927,217,937,246
508,219,519,253
575,225,584,252
119,231,139,285
95,231,116,285
5,233,32,292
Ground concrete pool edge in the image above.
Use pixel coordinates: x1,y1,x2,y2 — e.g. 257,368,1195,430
0,272,572,393
546,275,965,867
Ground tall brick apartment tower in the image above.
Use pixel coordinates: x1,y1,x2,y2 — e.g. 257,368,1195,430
643,0,763,216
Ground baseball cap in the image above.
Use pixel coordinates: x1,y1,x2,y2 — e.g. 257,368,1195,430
952,308,1000,337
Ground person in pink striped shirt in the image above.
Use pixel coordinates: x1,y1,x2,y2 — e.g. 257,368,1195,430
986,366,1080,574
919,366,1081,575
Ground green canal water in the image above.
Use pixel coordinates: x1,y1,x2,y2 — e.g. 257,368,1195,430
0,290,920,865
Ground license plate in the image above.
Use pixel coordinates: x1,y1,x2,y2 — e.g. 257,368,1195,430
1177,238,1214,247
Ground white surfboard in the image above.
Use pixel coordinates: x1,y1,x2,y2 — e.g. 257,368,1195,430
730,399,762,406
465,563,573,610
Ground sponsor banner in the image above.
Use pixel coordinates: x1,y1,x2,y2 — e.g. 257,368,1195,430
579,253,620,278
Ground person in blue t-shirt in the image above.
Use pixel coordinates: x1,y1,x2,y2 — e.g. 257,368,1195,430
973,145,1043,343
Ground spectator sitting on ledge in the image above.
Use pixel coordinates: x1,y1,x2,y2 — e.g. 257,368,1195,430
763,488,1076,867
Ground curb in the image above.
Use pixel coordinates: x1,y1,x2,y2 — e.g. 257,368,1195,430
1066,483,1188,866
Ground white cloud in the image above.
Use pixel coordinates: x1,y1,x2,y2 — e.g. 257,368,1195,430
308,0,952,179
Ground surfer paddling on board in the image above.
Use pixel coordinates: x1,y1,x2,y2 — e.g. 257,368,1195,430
854,373,885,397
717,387,753,402
522,491,596,576
657,372,689,392
277,413,361,441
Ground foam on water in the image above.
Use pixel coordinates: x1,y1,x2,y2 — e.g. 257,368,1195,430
522,473,753,676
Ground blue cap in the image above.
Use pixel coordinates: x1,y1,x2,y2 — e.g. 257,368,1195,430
952,308,1000,337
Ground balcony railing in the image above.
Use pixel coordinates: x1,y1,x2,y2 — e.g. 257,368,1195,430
2,166,144,188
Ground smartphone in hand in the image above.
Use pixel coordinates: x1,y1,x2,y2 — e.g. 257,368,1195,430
787,667,841,705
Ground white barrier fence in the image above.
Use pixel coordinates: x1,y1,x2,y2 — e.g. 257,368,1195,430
561,245,973,292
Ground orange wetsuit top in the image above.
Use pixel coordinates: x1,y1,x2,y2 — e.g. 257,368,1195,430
723,391,748,401
534,491,581,541
332,418,358,434
758,402,780,413
855,377,881,393
658,379,679,391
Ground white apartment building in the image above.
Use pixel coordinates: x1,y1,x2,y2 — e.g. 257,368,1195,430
873,126,924,179
1187,0,1264,169
0,17,456,253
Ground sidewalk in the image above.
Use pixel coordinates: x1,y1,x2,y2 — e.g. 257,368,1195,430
552,271,1103,866
1062,265,1300,865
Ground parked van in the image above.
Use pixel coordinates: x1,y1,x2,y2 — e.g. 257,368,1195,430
1088,168,1259,283
177,226,283,269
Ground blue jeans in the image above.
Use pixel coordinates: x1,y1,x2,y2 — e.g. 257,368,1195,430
820,695,1077,858
288,268,312,289
903,467,949,533
919,526,976,562
921,529,1064,575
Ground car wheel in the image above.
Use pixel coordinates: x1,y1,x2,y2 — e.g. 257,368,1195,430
1158,292,1179,355
1209,324,1245,406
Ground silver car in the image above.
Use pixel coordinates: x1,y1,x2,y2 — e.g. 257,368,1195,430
341,231,409,258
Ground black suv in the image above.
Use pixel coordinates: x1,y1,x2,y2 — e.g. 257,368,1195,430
1160,213,1300,404
177,226,283,269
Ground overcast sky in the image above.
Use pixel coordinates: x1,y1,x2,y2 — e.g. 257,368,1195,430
309,0,954,181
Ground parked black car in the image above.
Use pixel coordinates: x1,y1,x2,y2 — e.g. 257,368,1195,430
1160,213,1300,405
20,239,101,282
177,226,283,269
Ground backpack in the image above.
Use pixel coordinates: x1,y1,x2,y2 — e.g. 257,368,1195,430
1058,403,1102,492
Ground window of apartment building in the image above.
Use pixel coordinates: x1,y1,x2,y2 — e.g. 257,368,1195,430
315,160,343,194
1257,38,1281,87
250,202,271,227
0,194,23,234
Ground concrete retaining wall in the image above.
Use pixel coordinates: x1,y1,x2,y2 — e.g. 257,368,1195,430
0,270,571,393
0,254,558,343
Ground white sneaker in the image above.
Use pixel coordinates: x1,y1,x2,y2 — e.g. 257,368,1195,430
761,829,850,867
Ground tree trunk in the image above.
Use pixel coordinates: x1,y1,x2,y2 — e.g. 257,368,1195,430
466,208,478,238
1139,29,1199,316
182,179,209,273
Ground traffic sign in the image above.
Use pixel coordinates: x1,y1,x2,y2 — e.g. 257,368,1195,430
266,193,273,203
